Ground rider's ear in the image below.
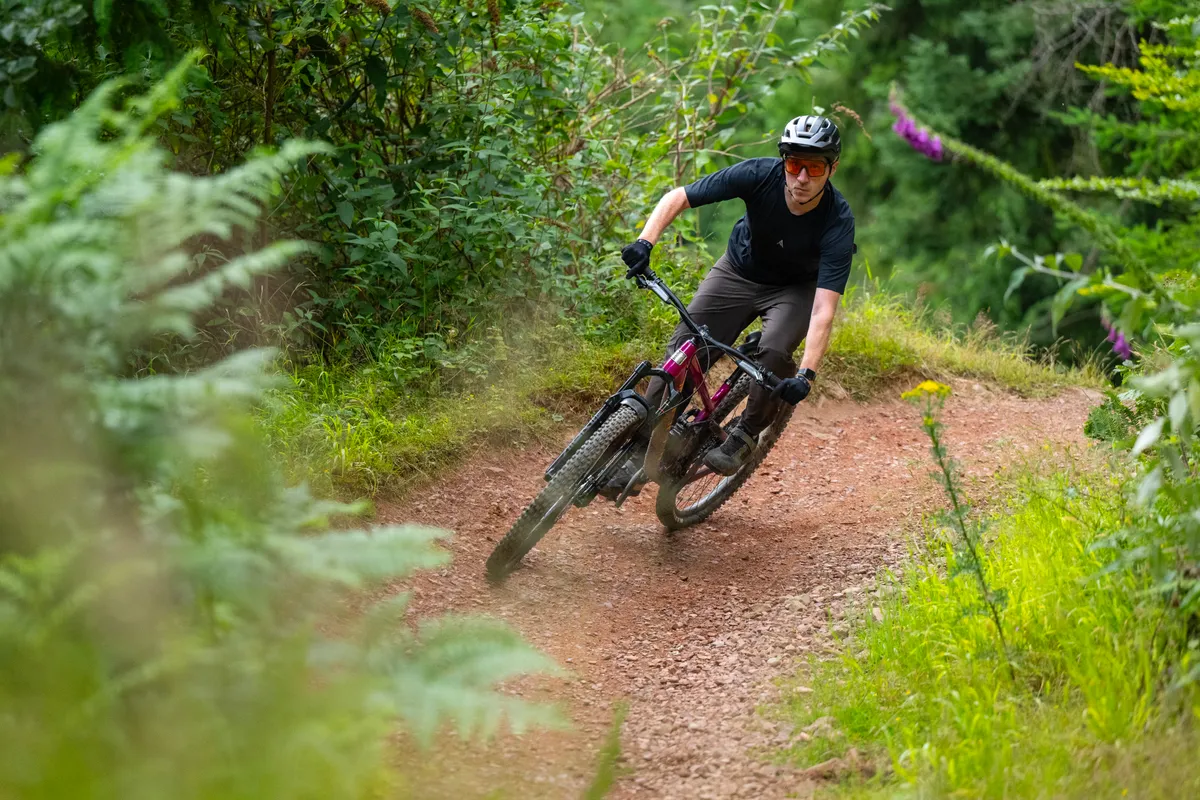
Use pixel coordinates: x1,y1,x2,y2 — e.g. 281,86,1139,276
829,160,839,178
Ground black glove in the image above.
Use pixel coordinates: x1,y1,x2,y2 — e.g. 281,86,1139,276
621,238,654,279
771,374,812,405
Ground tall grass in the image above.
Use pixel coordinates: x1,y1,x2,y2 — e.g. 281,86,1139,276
258,288,1101,497
776,455,1200,797
826,288,1103,400
257,330,653,496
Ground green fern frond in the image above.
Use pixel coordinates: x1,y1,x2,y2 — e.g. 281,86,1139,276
1078,41,1200,111
0,50,564,798
140,141,330,245
99,349,279,415
380,615,567,743
134,241,315,336
272,525,451,587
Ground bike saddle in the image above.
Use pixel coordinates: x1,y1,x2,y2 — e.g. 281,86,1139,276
736,330,762,355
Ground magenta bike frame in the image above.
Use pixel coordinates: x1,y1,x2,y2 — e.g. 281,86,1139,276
660,339,733,423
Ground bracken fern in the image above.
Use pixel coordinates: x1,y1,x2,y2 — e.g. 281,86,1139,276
0,56,560,800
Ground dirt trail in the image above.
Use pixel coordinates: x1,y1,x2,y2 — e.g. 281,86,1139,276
375,381,1098,799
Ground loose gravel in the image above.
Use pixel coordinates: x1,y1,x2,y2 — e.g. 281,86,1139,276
375,382,1098,799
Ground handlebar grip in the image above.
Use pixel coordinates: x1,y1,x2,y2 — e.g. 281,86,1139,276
762,370,781,391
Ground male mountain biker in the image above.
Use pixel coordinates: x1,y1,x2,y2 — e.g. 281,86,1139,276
601,115,854,499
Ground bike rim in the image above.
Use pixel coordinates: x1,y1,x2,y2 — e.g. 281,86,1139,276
672,396,752,513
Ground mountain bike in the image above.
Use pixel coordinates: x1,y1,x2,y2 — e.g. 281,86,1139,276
485,267,795,583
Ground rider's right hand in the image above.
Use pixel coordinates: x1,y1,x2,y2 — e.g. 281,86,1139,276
621,238,654,279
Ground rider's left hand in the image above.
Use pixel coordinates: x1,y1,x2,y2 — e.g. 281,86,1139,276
771,374,812,405
621,238,654,279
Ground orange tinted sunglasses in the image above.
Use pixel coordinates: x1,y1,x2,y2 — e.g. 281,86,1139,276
782,155,829,177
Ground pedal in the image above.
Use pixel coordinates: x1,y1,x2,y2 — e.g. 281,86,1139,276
614,467,648,508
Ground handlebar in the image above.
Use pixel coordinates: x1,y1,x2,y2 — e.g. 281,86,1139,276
634,269,781,391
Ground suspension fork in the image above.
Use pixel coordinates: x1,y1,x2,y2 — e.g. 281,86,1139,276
543,361,665,482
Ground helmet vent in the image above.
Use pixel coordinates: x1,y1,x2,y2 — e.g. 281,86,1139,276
778,114,842,158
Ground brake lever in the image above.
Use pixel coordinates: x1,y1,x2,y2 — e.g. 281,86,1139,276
635,268,659,289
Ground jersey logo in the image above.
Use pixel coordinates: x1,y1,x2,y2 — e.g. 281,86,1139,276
777,239,785,248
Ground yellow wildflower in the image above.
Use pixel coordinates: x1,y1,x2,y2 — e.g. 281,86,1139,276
900,380,952,402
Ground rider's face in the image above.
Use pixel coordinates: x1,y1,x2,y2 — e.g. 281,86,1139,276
784,159,836,206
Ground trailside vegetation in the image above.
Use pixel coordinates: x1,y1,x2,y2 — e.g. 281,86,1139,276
4,0,1197,795
0,61,561,798
776,2,1200,794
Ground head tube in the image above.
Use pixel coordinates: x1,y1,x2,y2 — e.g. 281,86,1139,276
662,339,697,380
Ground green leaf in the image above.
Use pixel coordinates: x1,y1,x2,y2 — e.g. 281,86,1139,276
1135,465,1163,507
1169,391,1189,433
365,55,389,110
1050,276,1089,335
273,525,450,586
1131,417,1164,456
381,614,567,745
1003,267,1028,302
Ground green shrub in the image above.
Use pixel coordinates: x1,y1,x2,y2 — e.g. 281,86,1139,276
0,63,559,799
892,1,1200,687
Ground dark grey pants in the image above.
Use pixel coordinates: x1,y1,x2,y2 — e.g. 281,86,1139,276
648,253,816,436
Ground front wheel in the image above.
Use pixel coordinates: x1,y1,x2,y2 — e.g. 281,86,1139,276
654,376,794,531
486,404,643,583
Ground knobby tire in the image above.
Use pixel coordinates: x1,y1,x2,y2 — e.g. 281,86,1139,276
655,374,794,531
486,404,643,583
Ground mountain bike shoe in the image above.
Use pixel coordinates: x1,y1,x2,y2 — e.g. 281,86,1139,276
702,426,757,476
598,449,648,501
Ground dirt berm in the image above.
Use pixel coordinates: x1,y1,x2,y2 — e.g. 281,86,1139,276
378,381,1098,799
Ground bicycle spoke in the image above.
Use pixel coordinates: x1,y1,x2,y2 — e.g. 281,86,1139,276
666,390,750,514
683,462,716,482
676,471,725,511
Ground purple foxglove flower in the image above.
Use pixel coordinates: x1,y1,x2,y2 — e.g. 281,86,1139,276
1100,319,1133,360
1113,334,1133,361
889,102,948,162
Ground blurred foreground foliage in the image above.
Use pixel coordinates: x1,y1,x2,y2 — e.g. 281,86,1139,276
0,61,562,799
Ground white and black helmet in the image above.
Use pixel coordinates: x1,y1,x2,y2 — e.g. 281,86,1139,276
778,115,841,160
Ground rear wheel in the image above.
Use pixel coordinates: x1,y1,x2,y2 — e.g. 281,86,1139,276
654,375,793,531
486,404,643,583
